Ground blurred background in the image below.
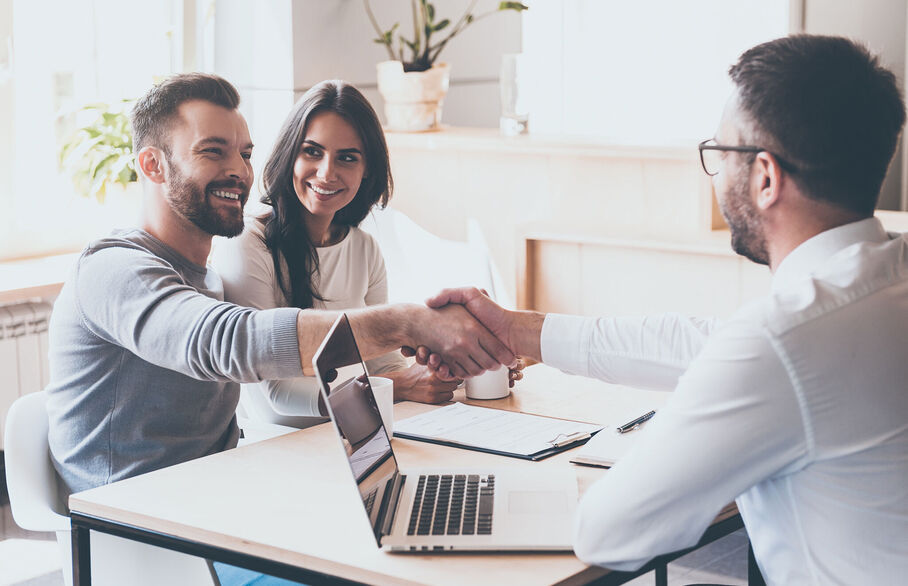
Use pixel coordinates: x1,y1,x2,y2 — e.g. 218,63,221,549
1,0,906,263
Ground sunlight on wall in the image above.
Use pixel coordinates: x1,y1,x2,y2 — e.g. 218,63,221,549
522,0,790,144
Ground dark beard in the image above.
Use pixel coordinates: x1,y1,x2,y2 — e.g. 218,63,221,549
720,166,770,266
164,156,247,238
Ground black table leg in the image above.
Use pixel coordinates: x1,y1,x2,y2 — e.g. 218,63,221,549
654,561,668,586
71,524,91,586
748,542,765,586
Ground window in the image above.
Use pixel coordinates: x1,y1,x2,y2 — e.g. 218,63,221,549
0,0,182,260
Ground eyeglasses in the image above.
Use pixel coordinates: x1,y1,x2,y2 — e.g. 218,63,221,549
698,139,798,177
698,139,763,176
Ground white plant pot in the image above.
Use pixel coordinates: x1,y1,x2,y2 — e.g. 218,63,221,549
376,61,451,132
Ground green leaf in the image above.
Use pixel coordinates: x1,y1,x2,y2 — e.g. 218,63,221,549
498,2,529,11
56,99,137,200
374,22,399,46
433,18,449,32
427,3,435,22
118,162,136,185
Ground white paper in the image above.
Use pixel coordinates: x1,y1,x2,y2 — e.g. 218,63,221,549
394,403,603,456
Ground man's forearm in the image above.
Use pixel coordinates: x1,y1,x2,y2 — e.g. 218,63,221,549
505,309,546,362
296,305,418,376
348,304,421,360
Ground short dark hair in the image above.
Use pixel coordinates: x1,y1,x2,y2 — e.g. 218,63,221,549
130,73,241,153
729,34,905,215
259,80,393,309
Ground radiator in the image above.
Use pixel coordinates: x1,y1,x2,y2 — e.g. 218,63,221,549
0,300,53,450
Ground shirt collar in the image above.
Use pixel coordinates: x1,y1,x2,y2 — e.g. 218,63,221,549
771,217,890,292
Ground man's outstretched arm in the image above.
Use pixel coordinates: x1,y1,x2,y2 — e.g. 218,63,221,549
423,287,715,388
296,301,518,379
424,287,545,362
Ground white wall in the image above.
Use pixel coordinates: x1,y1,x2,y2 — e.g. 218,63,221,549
0,0,13,251
519,0,908,211
209,0,521,201
521,0,791,144
209,0,908,211
802,0,907,209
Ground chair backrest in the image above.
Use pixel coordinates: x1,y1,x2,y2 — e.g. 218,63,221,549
5,391,220,585
361,206,511,307
3,390,71,532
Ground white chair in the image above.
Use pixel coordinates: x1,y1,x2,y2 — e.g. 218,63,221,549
5,391,74,585
361,206,513,308
4,391,217,586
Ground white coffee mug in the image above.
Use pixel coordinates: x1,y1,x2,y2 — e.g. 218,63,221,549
465,368,510,400
368,376,394,436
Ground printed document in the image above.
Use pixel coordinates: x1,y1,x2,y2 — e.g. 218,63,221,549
394,403,603,458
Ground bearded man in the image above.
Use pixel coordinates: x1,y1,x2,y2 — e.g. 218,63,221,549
422,35,908,584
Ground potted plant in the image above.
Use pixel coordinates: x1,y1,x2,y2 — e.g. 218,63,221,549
58,99,137,203
364,0,528,131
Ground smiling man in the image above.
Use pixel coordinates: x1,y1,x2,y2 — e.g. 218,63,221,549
45,73,515,499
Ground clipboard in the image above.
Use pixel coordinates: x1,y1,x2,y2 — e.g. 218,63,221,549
393,402,604,461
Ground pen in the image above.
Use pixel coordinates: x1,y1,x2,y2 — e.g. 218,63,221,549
616,410,656,434
551,431,591,448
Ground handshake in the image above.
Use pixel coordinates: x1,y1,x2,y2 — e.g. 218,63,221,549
402,287,544,382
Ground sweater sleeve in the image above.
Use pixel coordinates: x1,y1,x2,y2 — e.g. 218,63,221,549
75,243,302,383
212,224,284,310
212,226,324,417
362,233,408,374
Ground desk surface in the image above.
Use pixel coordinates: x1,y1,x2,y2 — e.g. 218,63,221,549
69,365,727,586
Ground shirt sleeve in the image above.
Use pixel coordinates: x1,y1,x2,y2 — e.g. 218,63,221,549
572,316,810,570
212,228,323,416
541,313,718,390
75,244,302,383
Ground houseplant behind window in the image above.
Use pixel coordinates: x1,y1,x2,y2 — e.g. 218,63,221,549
365,0,527,132
58,100,137,203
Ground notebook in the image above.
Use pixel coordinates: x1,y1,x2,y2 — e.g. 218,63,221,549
312,313,580,552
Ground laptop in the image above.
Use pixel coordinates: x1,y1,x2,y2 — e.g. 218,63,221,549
312,313,578,552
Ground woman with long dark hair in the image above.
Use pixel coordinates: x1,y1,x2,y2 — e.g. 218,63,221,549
212,80,461,425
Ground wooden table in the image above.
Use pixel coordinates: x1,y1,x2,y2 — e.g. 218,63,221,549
68,364,744,585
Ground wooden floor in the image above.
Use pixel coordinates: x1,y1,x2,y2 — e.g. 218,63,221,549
0,456,749,586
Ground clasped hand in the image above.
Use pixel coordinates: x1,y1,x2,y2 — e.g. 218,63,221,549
402,288,526,384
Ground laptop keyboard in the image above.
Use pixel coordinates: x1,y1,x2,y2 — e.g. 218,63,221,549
364,486,378,517
407,474,495,537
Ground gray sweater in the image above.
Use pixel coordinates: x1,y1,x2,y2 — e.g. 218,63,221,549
46,229,303,494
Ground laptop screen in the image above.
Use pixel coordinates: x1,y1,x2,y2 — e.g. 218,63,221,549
313,314,400,544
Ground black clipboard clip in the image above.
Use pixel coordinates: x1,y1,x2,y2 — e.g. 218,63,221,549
548,431,592,448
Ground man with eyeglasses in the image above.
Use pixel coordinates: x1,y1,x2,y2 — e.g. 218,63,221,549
420,35,908,584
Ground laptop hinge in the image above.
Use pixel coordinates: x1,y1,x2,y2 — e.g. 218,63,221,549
380,473,406,539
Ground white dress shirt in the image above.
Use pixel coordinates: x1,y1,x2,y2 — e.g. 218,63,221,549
212,218,407,421
541,218,908,585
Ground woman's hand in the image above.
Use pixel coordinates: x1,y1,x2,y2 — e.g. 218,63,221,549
508,356,534,387
390,363,462,404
